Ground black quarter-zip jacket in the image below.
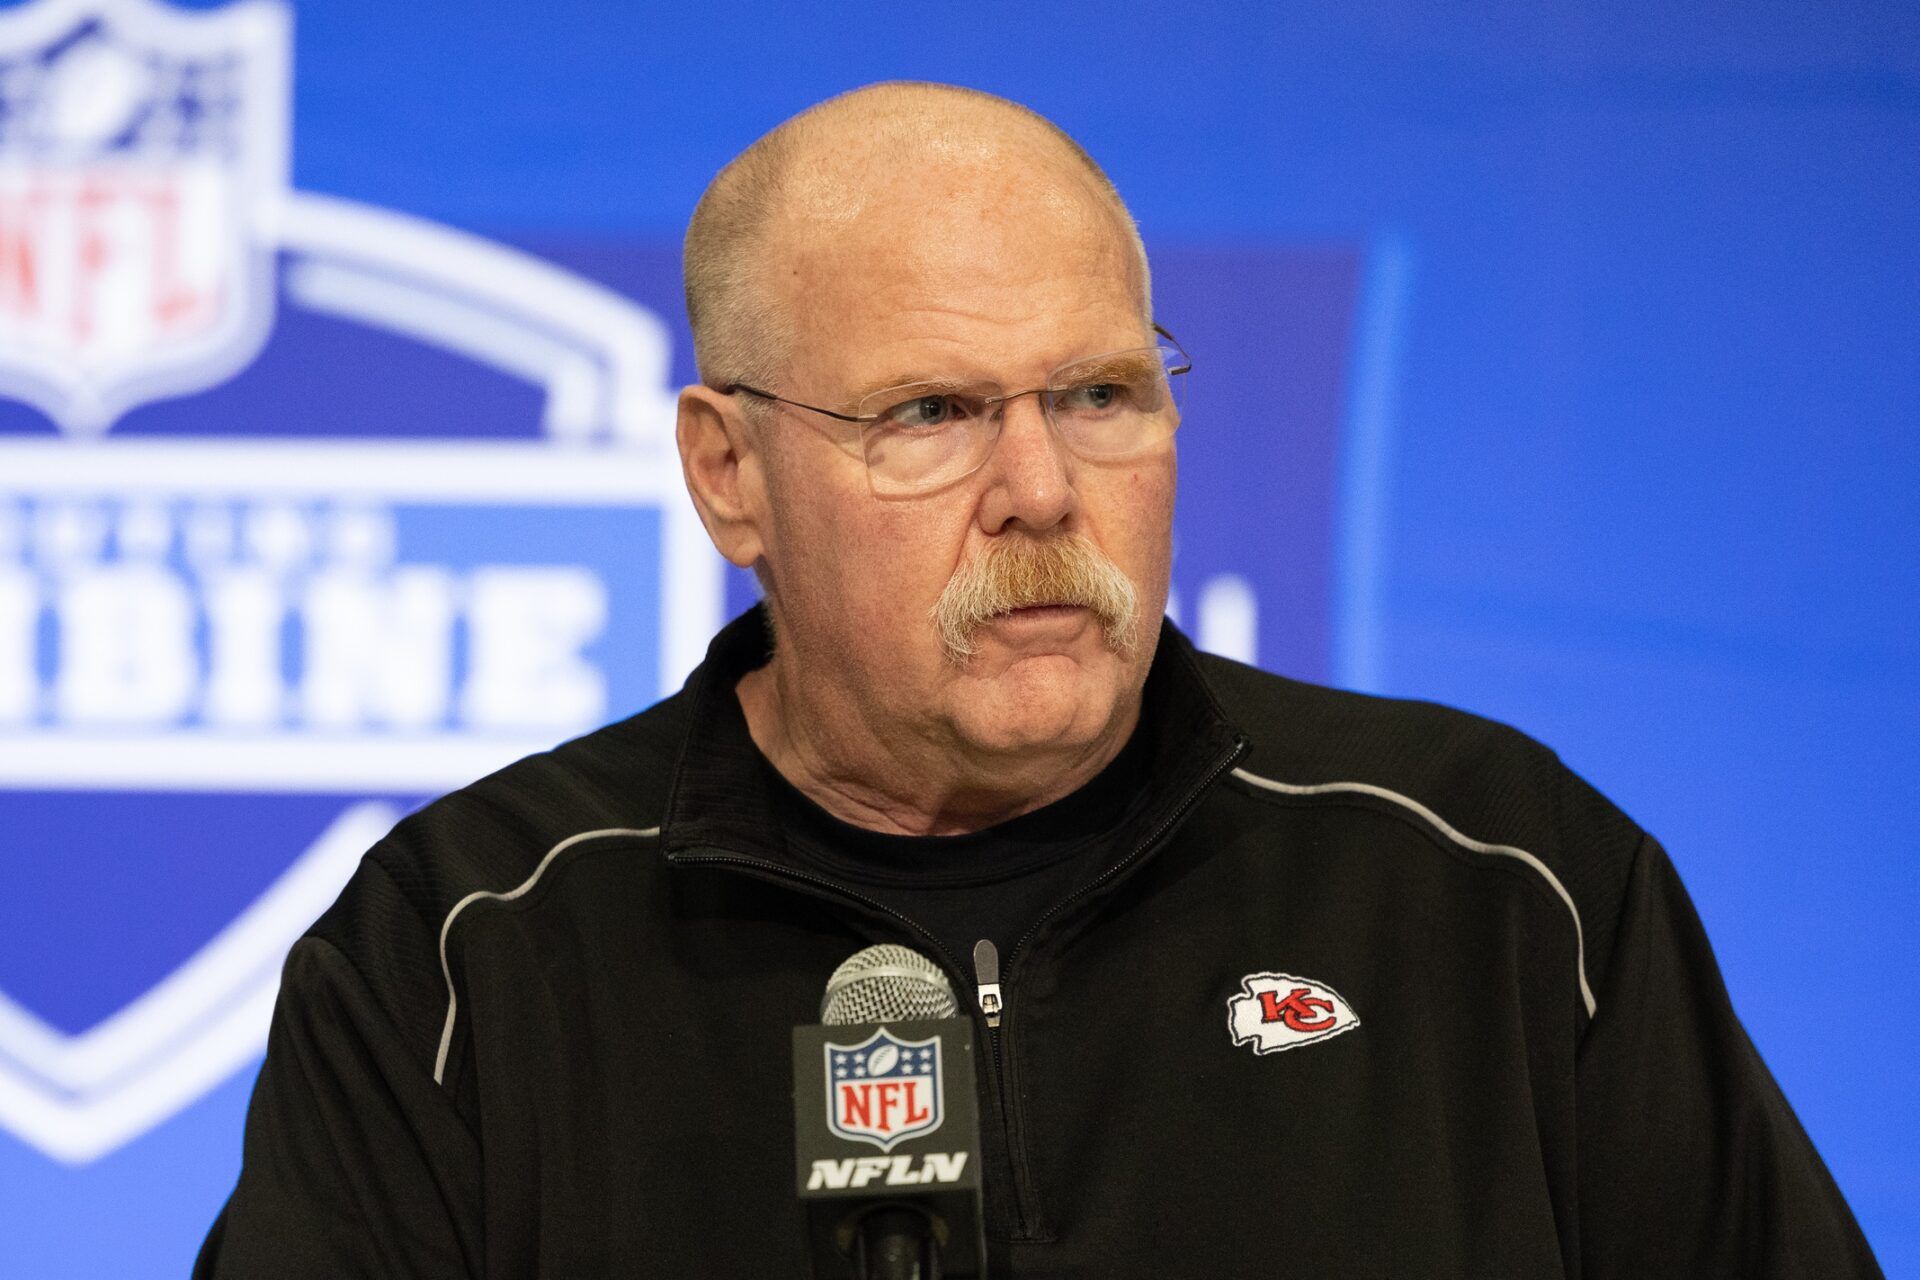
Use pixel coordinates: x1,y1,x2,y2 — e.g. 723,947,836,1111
197,608,1882,1278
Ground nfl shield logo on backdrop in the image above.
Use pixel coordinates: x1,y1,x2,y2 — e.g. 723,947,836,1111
0,0,287,434
0,0,719,1167
825,1028,945,1152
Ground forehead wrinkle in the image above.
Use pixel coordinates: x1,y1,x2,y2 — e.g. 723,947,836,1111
819,281,1137,389
778,206,1133,336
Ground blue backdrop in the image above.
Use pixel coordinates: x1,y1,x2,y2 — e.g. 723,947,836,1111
0,1,1913,1274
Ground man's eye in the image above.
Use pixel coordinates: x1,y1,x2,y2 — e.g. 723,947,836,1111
887,395,960,428
1059,382,1122,412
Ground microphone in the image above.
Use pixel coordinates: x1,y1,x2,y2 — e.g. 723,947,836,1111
794,944,987,1278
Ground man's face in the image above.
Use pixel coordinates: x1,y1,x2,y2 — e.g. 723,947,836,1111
751,148,1174,761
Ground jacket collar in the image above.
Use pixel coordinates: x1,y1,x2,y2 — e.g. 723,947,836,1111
660,604,1246,871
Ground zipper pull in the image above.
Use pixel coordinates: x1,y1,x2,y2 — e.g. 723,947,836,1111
971,939,1003,1028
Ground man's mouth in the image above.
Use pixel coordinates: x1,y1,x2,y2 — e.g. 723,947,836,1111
989,603,1089,628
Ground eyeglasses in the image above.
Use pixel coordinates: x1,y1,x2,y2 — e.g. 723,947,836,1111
722,325,1191,496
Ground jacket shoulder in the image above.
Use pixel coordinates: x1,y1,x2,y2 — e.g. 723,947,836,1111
1195,651,1645,1000
296,687,690,1069
1197,651,1568,801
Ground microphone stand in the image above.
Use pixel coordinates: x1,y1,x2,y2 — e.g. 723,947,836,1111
850,1205,941,1280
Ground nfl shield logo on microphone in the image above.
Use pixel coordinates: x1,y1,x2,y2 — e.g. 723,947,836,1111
825,1028,946,1152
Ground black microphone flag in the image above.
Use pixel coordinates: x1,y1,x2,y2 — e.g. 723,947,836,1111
795,945,987,1278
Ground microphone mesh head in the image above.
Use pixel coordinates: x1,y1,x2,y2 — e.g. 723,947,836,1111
820,944,957,1025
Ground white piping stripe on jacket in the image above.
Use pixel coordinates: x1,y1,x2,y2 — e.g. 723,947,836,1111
433,827,661,1085
1230,767,1597,1018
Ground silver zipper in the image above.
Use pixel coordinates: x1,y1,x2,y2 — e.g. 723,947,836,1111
972,938,1003,1028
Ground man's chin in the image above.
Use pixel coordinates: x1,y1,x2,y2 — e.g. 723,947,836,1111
943,644,1135,753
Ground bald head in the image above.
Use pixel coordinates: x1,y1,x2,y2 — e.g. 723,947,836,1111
683,82,1150,390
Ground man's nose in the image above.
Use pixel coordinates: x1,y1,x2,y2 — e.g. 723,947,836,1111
976,391,1076,534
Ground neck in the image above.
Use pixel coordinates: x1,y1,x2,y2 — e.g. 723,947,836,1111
735,651,1142,837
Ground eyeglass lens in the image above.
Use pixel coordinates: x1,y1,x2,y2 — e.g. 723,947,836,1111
856,342,1188,494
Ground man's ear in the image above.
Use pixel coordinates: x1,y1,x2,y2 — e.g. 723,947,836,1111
676,386,767,569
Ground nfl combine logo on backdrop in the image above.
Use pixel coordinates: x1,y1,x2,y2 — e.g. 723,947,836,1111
0,0,720,1164
825,1028,945,1152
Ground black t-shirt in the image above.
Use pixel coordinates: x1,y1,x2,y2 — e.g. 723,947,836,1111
760,722,1152,978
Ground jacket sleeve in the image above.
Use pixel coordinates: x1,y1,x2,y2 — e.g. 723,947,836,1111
194,935,484,1279
1573,835,1881,1278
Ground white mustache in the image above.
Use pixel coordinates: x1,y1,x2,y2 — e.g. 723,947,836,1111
930,533,1139,663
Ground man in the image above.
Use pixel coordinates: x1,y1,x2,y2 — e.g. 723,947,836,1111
198,83,1881,1276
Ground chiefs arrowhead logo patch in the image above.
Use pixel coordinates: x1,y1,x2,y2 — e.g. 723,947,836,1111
1227,972,1361,1055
